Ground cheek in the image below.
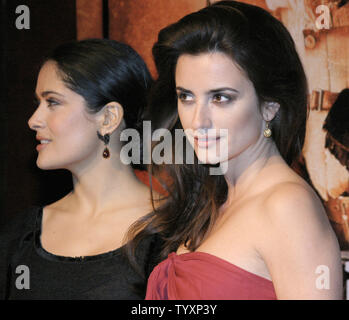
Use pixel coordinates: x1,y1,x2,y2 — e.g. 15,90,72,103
178,107,197,148
49,111,96,147
227,108,259,132
49,113,74,135
177,106,191,130
220,106,262,150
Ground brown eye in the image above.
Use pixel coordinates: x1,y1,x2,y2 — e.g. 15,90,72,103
212,93,232,104
178,93,187,100
46,98,59,108
214,94,223,102
177,92,194,103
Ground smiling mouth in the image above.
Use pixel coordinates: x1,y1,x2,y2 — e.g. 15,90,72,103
36,140,52,151
39,140,51,144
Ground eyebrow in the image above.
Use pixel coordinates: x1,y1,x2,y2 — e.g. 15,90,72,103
176,86,239,94
34,91,65,99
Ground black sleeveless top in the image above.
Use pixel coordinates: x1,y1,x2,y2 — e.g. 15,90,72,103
0,206,159,300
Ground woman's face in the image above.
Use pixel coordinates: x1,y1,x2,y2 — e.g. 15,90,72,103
28,61,100,171
175,52,265,165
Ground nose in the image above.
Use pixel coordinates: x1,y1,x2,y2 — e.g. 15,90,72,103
191,100,212,131
28,105,45,131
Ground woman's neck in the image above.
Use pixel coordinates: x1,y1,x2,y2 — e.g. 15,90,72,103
223,139,282,205
63,158,149,218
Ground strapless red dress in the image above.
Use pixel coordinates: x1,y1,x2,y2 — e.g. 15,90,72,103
145,251,277,300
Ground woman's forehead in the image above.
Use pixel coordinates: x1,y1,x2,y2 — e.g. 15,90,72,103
175,52,250,91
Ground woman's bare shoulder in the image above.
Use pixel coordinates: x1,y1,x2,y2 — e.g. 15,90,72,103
262,179,328,226
256,180,342,299
250,177,334,257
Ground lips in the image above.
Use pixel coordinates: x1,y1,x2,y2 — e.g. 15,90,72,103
194,136,221,148
36,136,52,151
36,135,52,141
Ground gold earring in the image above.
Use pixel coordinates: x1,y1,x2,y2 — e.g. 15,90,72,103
263,121,272,138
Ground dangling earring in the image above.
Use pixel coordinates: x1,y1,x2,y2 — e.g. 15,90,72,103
97,131,110,158
263,121,272,138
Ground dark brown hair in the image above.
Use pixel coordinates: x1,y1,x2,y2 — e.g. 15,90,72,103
43,38,153,171
125,0,309,276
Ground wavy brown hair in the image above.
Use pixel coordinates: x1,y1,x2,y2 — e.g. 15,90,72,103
125,0,308,280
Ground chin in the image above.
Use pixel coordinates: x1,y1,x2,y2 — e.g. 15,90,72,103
198,157,229,175
195,148,228,165
36,163,57,170
191,136,228,164
36,158,62,170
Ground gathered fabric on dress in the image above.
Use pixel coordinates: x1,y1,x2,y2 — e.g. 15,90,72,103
146,251,277,300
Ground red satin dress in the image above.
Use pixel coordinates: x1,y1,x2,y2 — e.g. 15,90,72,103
145,251,277,300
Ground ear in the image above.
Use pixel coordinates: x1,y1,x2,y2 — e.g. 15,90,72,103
261,101,280,121
98,102,124,136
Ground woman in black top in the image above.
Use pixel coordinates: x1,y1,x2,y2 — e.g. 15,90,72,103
0,39,158,299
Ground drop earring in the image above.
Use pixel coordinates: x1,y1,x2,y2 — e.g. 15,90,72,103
263,121,272,138
97,131,110,158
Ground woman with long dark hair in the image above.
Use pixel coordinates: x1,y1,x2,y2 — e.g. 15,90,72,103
127,1,343,299
0,39,156,299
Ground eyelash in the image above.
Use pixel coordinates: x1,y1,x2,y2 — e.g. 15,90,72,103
34,98,59,108
212,94,232,104
46,99,59,108
177,93,194,104
177,92,234,105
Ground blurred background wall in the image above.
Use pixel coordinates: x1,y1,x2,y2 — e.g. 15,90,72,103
1,0,77,227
